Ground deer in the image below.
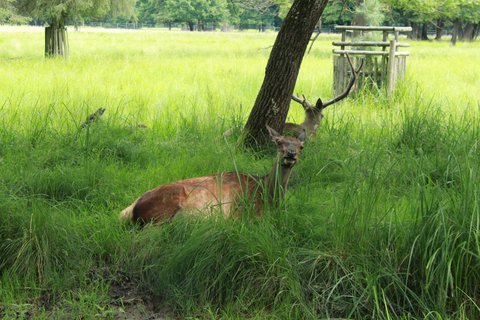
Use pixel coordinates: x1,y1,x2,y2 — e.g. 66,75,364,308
284,54,363,137
223,55,362,140
120,126,306,225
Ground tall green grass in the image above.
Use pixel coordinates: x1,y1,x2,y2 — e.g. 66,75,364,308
0,28,479,319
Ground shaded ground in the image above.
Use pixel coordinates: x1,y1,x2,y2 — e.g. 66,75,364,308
89,267,173,320
0,268,173,320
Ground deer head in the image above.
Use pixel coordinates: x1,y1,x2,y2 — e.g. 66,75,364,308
291,54,363,137
266,125,305,168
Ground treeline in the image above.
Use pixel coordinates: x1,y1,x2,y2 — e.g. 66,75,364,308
1,0,479,42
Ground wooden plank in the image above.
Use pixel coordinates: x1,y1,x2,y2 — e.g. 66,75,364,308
341,30,346,51
333,49,388,55
333,55,338,95
64,27,69,57
335,25,412,32
332,41,410,47
333,50,409,57
387,40,397,94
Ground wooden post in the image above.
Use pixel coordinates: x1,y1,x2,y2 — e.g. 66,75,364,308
64,27,69,57
45,26,50,56
387,39,397,94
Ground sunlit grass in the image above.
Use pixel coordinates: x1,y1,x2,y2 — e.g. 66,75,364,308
0,28,479,319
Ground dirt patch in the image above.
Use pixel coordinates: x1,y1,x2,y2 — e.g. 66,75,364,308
87,267,174,320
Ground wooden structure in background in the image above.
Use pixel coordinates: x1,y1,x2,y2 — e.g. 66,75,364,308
332,26,412,95
45,26,69,57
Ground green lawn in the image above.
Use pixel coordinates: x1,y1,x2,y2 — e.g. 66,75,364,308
0,28,479,319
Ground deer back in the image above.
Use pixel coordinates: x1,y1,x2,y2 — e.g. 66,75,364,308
123,172,261,224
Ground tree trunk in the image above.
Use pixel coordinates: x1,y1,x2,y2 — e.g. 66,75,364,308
458,22,465,41
352,0,364,37
187,21,194,31
409,22,418,40
451,21,461,46
421,23,429,40
463,22,474,41
243,0,330,147
435,19,443,40
473,23,480,40
45,21,68,58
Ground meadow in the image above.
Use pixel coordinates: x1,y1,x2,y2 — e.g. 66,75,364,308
0,27,480,319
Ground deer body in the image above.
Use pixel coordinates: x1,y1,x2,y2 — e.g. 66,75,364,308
284,106,323,137
120,126,304,225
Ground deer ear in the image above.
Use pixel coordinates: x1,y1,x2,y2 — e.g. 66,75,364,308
266,125,281,142
315,98,324,110
298,129,307,142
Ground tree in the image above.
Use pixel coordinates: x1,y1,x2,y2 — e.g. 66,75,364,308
236,0,277,31
0,0,28,23
243,0,330,146
452,0,480,44
354,0,385,26
322,0,354,25
165,0,229,31
15,0,135,57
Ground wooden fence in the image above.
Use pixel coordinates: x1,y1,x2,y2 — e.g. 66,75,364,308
332,26,412,95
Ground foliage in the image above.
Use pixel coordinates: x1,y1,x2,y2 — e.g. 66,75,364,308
14,0,136,25
322,0,354,25
355,0,386,26
0,0,29,23
163,0,229,28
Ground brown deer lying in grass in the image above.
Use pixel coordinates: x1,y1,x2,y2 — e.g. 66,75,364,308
120,126,306,225
284,54,363,137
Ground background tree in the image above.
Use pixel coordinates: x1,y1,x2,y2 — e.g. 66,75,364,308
236,0,277,31
322,0,354,25
354,0,385,26
15,0,135,57
243,0,330,146
0,0,28,23
164,0,229,31
452,0,480,44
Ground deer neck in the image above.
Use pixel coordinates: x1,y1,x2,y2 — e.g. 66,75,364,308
263,156,294,203
301,112,321,135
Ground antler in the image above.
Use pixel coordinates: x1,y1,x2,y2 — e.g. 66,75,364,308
291,53,363,111
321,54,363,109
291,94,315,110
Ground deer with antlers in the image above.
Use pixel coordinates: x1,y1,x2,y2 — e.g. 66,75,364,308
285,54,363,137
120,126,306,225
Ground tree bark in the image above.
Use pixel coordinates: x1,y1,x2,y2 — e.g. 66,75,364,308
243,0,330,147
435,19,443,40
409,22,418,40
463,22,474,41
451,21,461,46
457,22,465,41
473,23,480,40
421,23,429,40
352,0,364,37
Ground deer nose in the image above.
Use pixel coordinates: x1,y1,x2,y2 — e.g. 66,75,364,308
286,151,296,159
